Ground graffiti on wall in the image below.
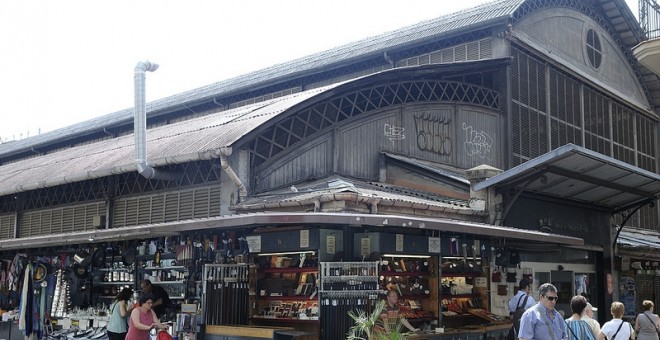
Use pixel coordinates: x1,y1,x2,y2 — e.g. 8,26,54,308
413,111,452,155
462,123,493,160
384,123,405,145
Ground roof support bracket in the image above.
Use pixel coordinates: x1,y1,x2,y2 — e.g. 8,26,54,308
612,198,656,255
492,173,548,225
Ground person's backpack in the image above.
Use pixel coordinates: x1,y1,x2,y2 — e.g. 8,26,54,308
511,295,530,335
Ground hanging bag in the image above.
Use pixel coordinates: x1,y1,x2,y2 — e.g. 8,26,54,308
642,313,660,337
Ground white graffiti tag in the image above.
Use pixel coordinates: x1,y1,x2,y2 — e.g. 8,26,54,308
462,123,493,159
384,124,405,145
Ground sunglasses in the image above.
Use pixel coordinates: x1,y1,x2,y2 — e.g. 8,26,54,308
544,295,559,302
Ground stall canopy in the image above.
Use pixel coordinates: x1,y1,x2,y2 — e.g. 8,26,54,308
0,211,583,251
473,144,660,213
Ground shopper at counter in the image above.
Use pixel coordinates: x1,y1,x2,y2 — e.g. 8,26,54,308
380,290,419,333
108,288,134,340
140,279,170,319
126,293,166,340
518,283,566,340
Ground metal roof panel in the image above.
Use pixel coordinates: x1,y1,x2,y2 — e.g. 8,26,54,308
473,144,660,211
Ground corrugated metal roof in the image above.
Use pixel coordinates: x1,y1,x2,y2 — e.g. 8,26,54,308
235,175,474,213
1,0,652,163
382,152,470,185
0,0,521,158
474,144,660,212
0,86,334,196
618,227,660,250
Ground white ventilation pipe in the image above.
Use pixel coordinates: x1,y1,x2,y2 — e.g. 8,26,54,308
212,147,247,199
134,61,179,181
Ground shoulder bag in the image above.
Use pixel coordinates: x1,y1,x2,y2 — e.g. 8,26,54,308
642,313,660,336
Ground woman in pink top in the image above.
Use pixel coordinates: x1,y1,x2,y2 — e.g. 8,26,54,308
126,293,166,340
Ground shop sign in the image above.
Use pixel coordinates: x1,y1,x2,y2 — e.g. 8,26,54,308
246,235,261,252
396,234,404,252
326,235,336,254
429,237,441,253
300,230,309,248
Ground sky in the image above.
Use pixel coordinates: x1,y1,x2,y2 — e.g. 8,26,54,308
0,0,641,142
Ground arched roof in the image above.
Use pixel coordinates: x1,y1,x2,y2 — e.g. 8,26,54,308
0,60,509,197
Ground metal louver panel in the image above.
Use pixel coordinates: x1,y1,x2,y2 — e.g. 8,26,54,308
19,202,106,238
397,38,493,66
0,214,15,240
113,186,221,228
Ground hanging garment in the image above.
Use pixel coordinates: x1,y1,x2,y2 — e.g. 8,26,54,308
9,253,26,292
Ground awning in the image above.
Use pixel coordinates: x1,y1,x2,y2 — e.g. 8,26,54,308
473,144,660,212
617,227,660,260
0,211,583,251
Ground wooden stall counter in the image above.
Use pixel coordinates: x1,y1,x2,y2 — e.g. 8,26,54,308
205,325,295,339
406,322,512,340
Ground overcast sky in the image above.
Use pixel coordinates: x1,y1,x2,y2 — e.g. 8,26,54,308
0,0,640,142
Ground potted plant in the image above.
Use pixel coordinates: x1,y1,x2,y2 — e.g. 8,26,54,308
346,300,410,340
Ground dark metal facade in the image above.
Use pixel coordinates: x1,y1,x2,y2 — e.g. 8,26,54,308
511,45,658,229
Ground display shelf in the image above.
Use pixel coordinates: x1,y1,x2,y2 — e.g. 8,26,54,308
144,266,186,271
259,296,317,301
261,267,317,274
151,280,186,284
97,281,134,285
380,271,431,276
98,268,131,272
251,317,319,323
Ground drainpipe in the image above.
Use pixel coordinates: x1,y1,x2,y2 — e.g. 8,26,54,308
134,61,180,181
214,147,247,200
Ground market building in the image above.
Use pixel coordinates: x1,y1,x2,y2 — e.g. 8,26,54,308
0,0,658,339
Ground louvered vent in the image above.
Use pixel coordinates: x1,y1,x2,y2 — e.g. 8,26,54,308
113,186,221,228
397,38,493,67
19,202,106,238
0,214,15,240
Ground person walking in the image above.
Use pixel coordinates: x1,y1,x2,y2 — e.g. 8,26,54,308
582,303,600,339
598,302,635,340
107,288,134,340
125,293,166,340
635,300,660,340
518,283,566,340
509,279,536,314
565,295,596,340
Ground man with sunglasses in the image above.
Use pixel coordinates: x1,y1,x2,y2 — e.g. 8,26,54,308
518,283,567,340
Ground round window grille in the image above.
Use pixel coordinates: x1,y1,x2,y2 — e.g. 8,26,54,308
586,28,602,69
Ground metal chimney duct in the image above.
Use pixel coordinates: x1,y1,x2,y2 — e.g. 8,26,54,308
134,61,179,181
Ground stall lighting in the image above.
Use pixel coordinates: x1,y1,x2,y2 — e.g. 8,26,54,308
383,254,431,258
441,256,481,260
258,251,316,257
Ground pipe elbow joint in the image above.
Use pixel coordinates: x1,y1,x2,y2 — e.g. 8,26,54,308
135,61,159,73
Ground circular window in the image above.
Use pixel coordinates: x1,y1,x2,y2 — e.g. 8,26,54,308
586,28,602,69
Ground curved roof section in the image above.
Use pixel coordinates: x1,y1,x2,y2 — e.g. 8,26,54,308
0,61,511,197
0,0,650,161
0,87,333,197
0,0,522,158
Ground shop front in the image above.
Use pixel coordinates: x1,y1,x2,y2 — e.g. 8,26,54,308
473,144,660,324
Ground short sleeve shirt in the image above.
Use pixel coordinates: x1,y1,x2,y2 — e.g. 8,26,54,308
518,303,567,340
